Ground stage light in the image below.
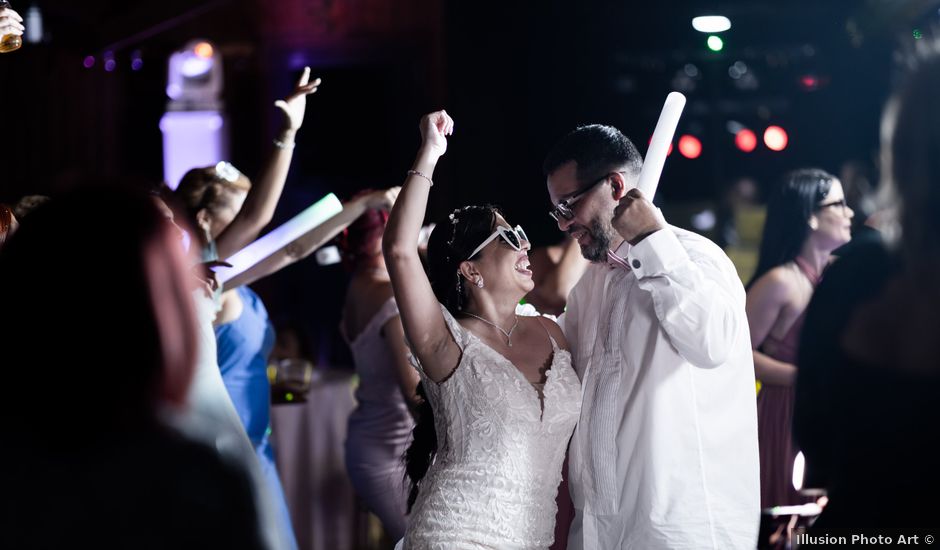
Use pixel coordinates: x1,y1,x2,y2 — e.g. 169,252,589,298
82,55,95,69
131,50,144,71
163,39,227,186
104,52,116,72
735,129,758,152
913,28,923,40
166,39,222,105
678,135,702,159
707,35,724,52
181,55,212,78
799,74,819,91
692,16,731,33
194,41,214,59
763,125,788,151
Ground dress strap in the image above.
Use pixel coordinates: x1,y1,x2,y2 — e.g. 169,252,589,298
793,256,822,287
534,316,557,348
344,297,400,346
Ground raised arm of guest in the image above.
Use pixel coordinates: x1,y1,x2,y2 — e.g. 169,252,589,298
223,187,400,290
382,110,460,383
212,68,321,260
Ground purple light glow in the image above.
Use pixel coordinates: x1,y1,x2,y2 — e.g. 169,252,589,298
160,111,228,189
82,56,95,69
131,50,143,71
104,59,117,72
288,51,308,70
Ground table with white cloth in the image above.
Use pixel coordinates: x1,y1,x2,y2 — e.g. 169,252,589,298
270,369,361,550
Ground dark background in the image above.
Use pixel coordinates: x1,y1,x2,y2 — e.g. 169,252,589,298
1,0,934,364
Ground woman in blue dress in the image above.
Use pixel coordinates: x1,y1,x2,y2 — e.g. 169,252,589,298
174,69,401,549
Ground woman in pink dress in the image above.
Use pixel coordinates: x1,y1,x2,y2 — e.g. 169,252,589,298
746,168,854,508
340,193,418,542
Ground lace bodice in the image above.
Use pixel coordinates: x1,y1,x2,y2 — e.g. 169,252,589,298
402,305,582,550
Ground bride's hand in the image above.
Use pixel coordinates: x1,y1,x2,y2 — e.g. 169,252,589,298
419,110,454,159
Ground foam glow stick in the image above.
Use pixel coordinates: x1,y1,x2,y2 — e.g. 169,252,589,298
213,193,343,284
636,92,687,199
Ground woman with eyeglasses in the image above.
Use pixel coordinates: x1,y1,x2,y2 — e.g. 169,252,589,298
745,168,853,508
383,110,581,549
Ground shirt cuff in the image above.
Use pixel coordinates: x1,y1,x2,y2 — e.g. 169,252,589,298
623,227,689,278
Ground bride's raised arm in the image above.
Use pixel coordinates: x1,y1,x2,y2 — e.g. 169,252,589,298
383,111,460,383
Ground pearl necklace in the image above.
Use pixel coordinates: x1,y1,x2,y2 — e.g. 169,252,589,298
463,312,520,347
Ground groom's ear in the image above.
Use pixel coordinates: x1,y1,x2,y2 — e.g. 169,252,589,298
609,172,629,201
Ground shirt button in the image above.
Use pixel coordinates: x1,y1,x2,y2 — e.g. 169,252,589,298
631,259,641,269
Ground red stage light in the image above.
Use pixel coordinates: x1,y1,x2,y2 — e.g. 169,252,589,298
678,135,702,159
763,126,788,152
800,75,819,90
735,129,757,152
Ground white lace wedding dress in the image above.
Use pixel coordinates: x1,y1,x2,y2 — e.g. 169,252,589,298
398,305,582,550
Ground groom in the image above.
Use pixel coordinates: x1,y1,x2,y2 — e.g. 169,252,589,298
544,124,760,549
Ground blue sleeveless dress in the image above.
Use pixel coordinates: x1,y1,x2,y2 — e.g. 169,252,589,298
216,285,298,550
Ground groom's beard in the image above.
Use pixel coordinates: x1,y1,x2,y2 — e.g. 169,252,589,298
572,217,614,263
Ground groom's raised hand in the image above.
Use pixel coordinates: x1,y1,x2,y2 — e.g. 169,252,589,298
612,188,665,245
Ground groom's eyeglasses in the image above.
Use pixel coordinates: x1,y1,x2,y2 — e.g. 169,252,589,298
548,171,624,222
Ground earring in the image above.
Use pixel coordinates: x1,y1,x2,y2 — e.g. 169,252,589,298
476,278,484,288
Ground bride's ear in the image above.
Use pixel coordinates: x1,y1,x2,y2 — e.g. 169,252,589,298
457,261,480,282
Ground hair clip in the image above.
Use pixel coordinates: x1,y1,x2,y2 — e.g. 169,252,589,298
214,161,242,183
446,209,462,250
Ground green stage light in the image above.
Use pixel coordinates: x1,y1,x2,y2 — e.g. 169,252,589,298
707,35,724,52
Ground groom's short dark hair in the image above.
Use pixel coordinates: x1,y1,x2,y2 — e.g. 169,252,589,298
543,124,643,181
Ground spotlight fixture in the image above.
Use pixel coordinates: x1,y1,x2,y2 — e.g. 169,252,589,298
692,16,731,33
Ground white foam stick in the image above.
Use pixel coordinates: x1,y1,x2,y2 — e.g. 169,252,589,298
214,193,343,284
636,92,687,199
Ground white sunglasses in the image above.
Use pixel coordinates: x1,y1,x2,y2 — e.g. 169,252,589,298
467,225,529,260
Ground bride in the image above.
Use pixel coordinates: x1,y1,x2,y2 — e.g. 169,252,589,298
382,110,582,549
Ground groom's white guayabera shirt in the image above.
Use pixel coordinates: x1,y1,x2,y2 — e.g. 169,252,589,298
560,225,760,550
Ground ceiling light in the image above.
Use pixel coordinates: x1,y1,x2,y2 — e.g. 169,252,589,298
692,15,731,33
